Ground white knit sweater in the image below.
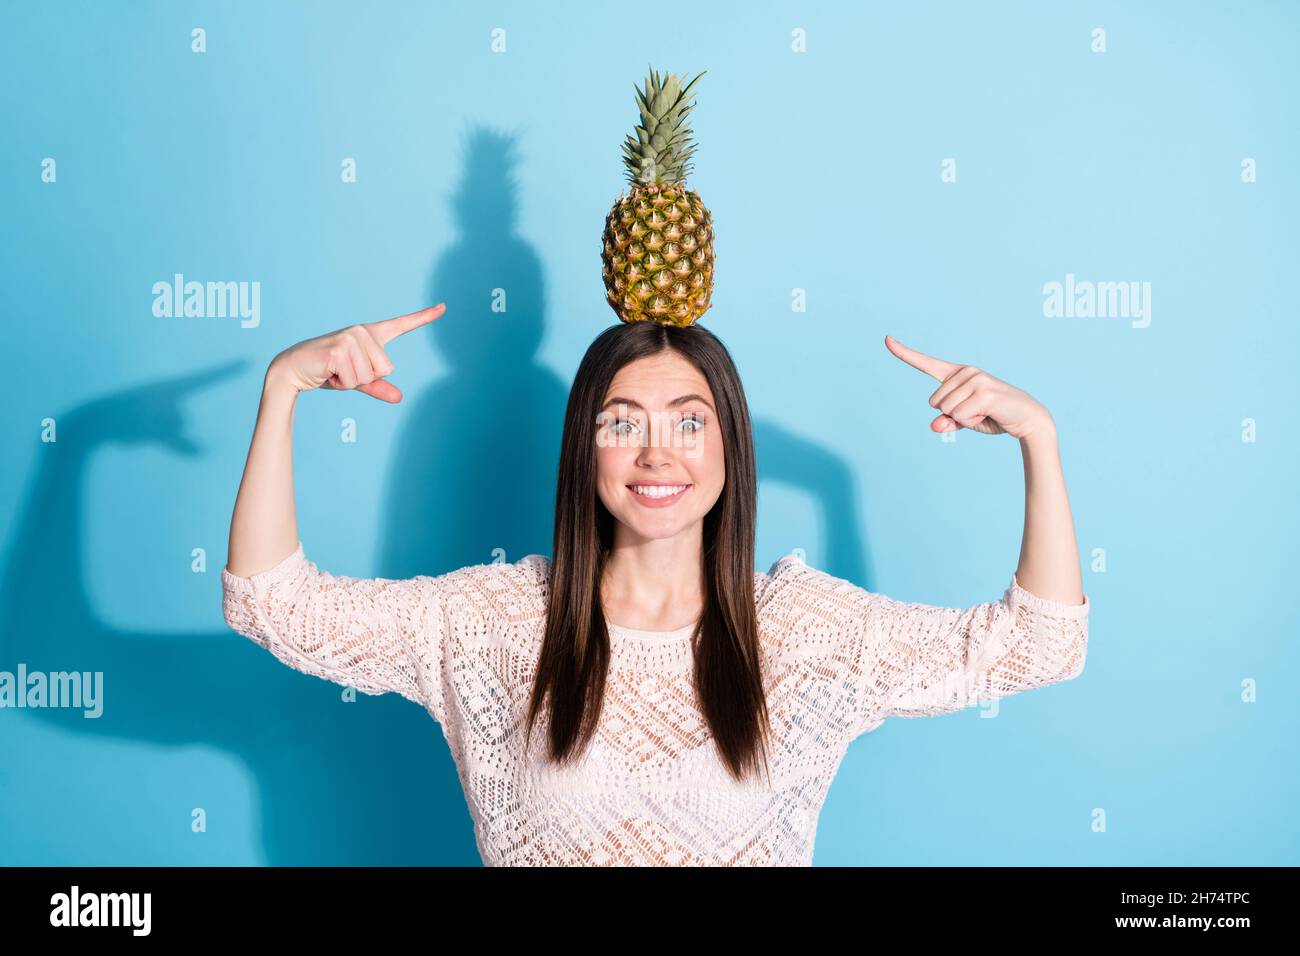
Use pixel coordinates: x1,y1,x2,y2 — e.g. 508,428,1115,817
221,544,1089,866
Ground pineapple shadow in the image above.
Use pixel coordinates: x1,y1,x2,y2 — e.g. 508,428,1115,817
0,127,876,866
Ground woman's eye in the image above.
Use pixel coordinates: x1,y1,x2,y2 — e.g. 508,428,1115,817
677,414,705,433
612,418,639,436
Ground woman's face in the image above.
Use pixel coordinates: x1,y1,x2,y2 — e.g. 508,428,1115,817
595,349,725,543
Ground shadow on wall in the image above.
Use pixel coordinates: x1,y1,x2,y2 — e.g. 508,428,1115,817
0,125,875,865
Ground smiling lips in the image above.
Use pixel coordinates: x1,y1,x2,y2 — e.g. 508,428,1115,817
627,482,692,508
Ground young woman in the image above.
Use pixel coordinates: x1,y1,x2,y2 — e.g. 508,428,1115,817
222,303,1090,867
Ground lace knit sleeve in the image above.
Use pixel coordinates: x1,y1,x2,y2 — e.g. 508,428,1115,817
220,542,455,724
860,574,1089,729
764,556,1089,740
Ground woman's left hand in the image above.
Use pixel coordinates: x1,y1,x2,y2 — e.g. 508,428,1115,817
884,335,1055,441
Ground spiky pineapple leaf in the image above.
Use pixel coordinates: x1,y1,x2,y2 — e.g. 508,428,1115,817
621,66,706,184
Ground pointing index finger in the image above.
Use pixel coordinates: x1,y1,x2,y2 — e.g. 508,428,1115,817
367,303,445,346
884,334,960,382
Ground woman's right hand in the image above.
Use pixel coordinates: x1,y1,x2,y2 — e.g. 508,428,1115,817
267,303,445,403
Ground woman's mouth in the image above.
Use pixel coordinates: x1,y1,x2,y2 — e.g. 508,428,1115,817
627,482,692,508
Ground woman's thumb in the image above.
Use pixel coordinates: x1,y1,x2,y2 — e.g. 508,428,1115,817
357,379,403,404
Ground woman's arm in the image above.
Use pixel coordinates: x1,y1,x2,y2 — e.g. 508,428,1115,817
225,369,302,577
221,304,459,719
773,337,1090,739
225,304,444,577
1015,426,1085,605
885,333,1085,605
860,425,1088,726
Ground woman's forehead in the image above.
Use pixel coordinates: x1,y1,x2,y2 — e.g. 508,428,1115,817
605,353,711,400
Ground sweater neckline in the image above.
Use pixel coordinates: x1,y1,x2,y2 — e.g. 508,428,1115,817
607,619,699,641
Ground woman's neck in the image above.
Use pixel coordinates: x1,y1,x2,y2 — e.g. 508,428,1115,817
600,534,706,631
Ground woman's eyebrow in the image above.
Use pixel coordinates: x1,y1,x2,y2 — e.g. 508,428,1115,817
602,394,715,413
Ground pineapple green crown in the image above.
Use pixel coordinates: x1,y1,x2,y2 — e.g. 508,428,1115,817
621,66,706,186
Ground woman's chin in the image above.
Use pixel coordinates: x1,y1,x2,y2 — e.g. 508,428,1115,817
616,513,699,542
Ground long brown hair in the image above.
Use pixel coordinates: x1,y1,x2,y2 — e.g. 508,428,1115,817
523,320,770,783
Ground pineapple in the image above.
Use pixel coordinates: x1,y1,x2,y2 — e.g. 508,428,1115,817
602,67,714,327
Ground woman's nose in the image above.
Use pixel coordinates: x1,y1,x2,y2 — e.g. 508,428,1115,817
637,444,671,467
636,431,674,466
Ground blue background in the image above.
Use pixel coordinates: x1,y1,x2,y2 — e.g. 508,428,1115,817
2,0,1296,865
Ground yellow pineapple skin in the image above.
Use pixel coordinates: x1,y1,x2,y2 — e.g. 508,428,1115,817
601,182,714,327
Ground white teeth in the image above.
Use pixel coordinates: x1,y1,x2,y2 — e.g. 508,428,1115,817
631,484,687,498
